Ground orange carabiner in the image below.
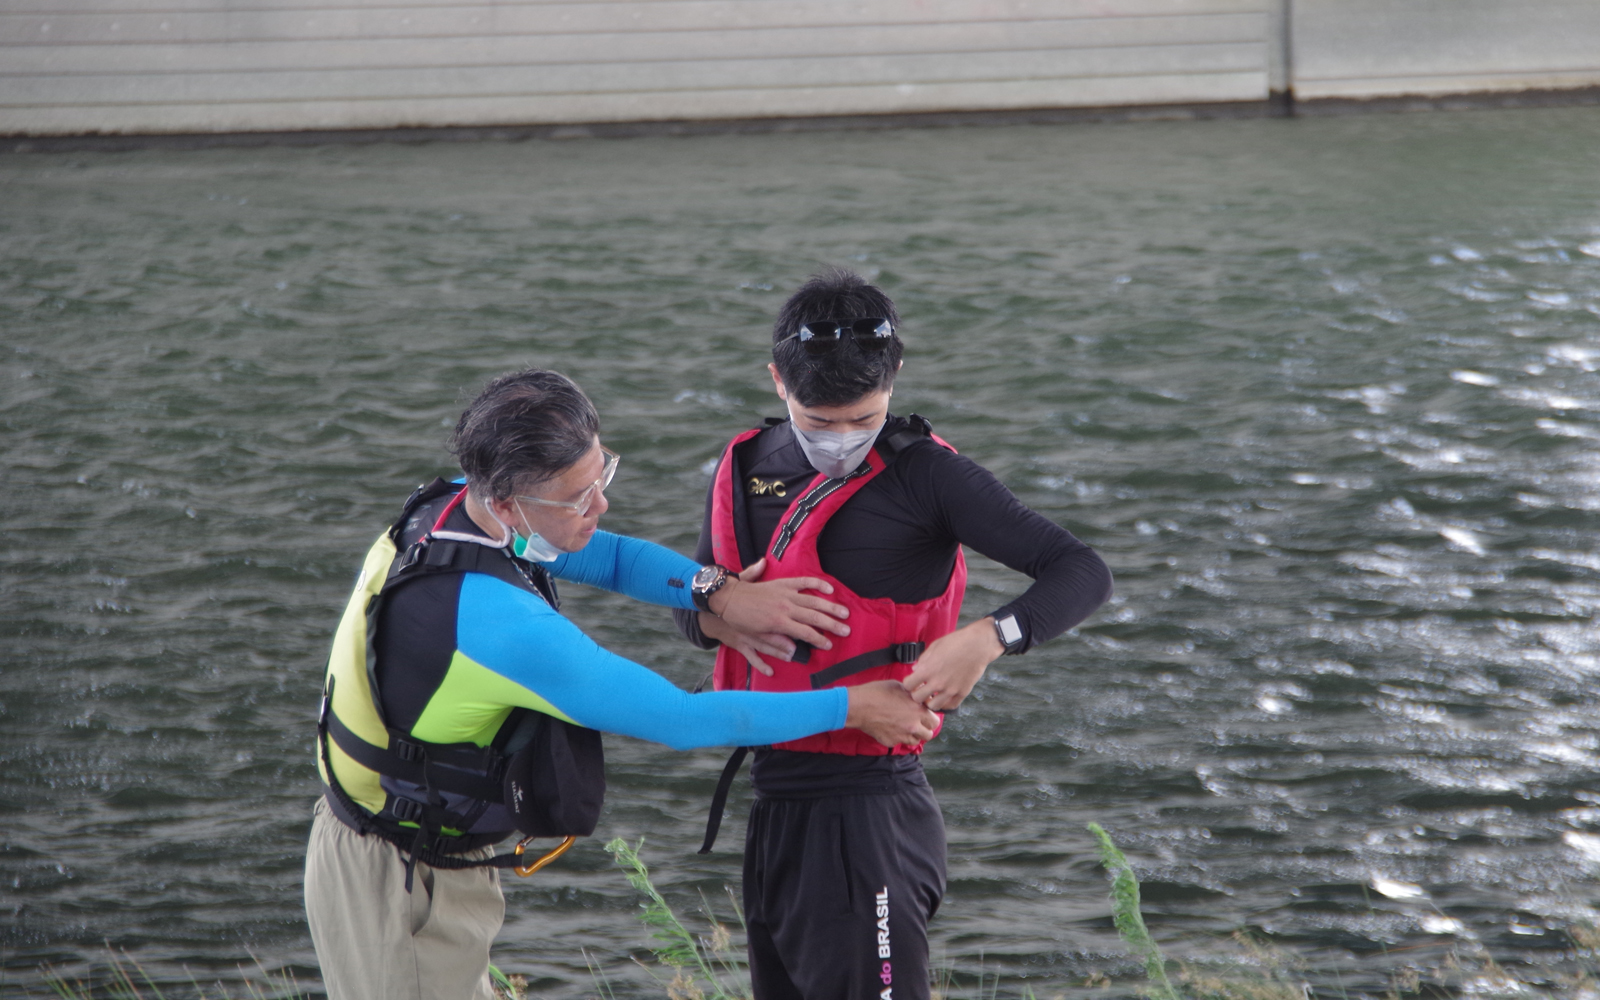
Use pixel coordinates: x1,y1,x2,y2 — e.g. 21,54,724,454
513,835,576,877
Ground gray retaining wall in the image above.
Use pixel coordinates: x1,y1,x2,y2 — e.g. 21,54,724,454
1,0,1597,138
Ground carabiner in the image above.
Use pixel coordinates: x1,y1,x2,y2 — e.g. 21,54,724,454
513,834,576,877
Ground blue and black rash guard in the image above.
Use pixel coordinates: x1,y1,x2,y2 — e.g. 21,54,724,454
372,499,847,752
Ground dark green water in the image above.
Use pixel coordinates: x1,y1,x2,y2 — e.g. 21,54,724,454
5,107,1600,998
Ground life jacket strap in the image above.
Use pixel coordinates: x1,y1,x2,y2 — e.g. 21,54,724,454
807,642,926,690
323,702,507,802
697,745,751,855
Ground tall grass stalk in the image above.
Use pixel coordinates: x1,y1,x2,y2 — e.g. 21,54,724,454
605,837,751,1000
40,950,305,1000
1087,823,1180,1000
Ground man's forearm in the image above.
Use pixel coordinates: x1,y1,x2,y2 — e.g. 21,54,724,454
671,606,719,649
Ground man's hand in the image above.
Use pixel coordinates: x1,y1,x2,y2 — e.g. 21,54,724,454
900,618,1006,712
698,612,794,674
707,557,850,653
845,680,940,747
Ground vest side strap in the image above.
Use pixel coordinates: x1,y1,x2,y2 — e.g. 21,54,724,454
698,746,751,854
324,709,506,802
807,642,926,690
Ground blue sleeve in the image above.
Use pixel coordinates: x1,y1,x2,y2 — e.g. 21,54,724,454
546,531,699,610
456,573,848,750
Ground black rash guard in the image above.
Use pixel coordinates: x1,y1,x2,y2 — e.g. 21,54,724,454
673,414,1113,654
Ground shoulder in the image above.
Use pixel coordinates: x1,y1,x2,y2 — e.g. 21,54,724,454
458,570,561,620
733,419,792,457
881,415,973,470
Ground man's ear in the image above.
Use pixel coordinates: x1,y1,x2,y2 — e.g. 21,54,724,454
767,363,788,402
481,496,516,539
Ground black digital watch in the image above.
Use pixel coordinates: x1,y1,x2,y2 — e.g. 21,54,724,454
992,613,1024,655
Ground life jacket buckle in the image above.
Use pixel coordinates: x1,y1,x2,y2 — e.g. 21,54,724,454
891,641,925,664
513,835,577,877
399,541,426,569
391,797,424,822
394,739,425,763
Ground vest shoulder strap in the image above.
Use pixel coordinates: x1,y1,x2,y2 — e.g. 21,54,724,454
384,535,559,609
390,478,462,542
876,413,936,460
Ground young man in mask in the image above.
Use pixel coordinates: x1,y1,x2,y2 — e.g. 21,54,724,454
674,268,1114,1000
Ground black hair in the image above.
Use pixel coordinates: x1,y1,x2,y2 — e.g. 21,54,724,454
450,368,600,500
771,267,904,407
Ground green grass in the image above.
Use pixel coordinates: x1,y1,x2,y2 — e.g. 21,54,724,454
604,836,753,1000
1087,822,1181,1000
39,951,305,1000
34,829,1600,999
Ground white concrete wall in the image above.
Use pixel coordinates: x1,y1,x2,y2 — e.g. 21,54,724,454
0,0,1271,136
1291,0,1600,101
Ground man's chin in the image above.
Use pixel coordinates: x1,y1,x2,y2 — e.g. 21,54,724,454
563,525,600,552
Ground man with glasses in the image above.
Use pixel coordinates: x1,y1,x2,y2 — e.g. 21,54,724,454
305,367,939,1000
675,269,1113,1000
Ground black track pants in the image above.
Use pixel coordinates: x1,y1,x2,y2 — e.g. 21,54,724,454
742,752,946,1000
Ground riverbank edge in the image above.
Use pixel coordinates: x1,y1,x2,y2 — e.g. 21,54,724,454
6,84,1600,156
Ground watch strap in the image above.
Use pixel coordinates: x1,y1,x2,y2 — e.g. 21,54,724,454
993,613,1024,654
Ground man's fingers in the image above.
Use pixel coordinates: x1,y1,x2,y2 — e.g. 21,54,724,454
772,621,834,651
790,593,850,621
766,608,850,643
747,634,794,665
784,575,835,596
793,607,851,637
738,557,768,583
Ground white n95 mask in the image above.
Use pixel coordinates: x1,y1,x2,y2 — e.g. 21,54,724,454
788,411,883,480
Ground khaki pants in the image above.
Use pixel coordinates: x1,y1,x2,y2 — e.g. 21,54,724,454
304,797,504,1000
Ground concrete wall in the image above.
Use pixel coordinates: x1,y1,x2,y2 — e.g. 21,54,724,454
1,0,1597,138
1292,0,1600,101
2,0,1271,136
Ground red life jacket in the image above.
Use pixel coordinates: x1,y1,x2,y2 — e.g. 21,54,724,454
707,421,967,755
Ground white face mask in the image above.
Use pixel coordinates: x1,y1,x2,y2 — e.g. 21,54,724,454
787,407,884,479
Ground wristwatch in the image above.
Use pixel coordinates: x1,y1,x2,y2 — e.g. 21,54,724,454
691,564,733,614
992,613,1024,655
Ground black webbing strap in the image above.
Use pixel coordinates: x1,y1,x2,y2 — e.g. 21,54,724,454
323,707,506,802
387,536,559,611
399,844,532,871
697,746,751,854
808,642,925,690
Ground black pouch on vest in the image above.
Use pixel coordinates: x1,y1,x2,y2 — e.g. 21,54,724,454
502,712,606,837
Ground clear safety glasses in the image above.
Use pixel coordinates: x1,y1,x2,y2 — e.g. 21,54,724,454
516,447,619,518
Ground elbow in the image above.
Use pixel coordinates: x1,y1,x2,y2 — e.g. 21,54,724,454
1095,561,1115,608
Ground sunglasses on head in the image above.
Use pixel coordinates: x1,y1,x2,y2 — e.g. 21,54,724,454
786,317,895,356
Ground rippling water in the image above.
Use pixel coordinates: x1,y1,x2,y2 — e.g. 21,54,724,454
5,107,1600,998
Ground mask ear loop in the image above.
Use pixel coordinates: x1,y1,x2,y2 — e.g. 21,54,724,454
514,504,541,547
473,490,517,550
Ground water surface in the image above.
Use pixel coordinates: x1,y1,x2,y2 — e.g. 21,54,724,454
4,106,1600,997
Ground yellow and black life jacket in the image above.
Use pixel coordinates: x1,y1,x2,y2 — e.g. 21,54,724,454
316,478,603,888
